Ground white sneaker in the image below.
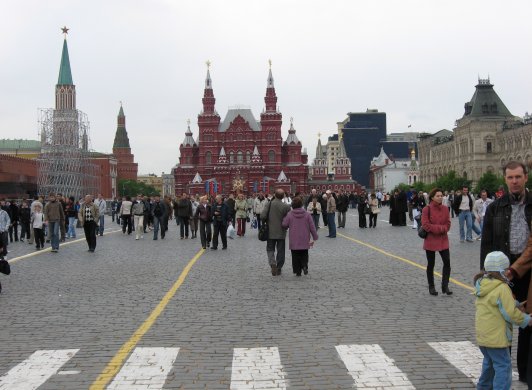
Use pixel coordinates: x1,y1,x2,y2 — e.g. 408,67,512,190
135,237,139,240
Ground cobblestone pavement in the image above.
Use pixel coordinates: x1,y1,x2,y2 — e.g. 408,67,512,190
0,209,527,389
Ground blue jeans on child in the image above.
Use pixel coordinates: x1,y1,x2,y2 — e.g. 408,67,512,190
477,346,512,390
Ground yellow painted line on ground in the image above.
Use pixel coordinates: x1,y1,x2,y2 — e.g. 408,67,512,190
338,233,475,292
89,248,205,390
7,229,122,264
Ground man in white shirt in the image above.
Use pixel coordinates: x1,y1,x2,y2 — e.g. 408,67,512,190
473,189,493,240
94,194,106,236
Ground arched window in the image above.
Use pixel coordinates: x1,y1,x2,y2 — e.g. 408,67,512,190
246,150,251,163
229,151,234,164
237,151,243,164
268,150,275,162
205,151,212,165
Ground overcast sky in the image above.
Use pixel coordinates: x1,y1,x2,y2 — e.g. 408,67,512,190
1,0,531,174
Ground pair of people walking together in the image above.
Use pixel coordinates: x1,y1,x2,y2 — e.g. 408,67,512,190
261,189,318,276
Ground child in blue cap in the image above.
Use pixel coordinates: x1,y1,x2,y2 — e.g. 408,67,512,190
475,251,532,389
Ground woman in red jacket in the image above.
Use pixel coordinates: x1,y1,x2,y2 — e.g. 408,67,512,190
422,188,452,296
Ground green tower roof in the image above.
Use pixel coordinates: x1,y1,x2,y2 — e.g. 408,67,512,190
57,39,73,85
464,79,512,118
113,105,131,149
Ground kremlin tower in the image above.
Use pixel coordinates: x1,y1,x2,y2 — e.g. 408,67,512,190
113,104,138,182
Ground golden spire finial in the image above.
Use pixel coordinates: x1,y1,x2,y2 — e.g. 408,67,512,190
187,118,191,126
290,117,293,125
268,59,272,69
206,60,211,69
317,132,322,139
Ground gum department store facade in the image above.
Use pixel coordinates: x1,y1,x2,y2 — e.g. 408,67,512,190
418,78,532,184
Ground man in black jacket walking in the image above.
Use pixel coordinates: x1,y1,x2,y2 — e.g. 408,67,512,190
336,189,349,228
481,161,532,383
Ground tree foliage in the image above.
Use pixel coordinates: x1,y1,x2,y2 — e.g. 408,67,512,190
474,171,505,196
432,171,471,192
118,179,159,197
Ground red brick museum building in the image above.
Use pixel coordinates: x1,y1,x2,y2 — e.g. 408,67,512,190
174,66,309,195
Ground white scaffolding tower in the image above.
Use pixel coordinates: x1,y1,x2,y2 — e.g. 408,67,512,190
37,108,99,199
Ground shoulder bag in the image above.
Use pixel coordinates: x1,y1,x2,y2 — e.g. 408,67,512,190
0,259,11,275
258,200,271,241
416,206,431,239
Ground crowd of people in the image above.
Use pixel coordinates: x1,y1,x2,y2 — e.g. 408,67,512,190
1,160,532,388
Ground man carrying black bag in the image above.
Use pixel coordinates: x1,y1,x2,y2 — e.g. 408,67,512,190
261,188,290,276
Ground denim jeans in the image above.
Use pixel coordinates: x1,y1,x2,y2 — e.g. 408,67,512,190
178,216,189,238
98,215,105,235
153,216,163,239
48,221,60,250
312,214,320,229
477,346,512,390
67,217,77,238
327,213,336,237
458,210,479,241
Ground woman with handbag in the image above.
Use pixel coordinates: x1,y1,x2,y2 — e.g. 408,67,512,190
368,193,380,228
421,188,452,296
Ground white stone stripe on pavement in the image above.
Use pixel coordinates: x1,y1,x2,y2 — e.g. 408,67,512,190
107,347,180,389
230,347,287,390
0,349,79,390
428,340,519,383
336,344,415,389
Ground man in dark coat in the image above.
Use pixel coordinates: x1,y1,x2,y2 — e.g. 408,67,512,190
211,195,229,250
336,189,349,228
481,161,532,383
176,193,192,239
151,195,167,240
261,188,291,276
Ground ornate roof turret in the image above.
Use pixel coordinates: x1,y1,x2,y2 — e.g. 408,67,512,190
192,172,202,183
113,103,131,149
202,61,216,114
182,119,197,147
218,146,228,164
284,117,301,145
315,133,324,158
251,145,262,164
205,60,212,90
409,148,418,169
338,132,347,158
264,60,278,113
277,170,289,182
463,77,512,118
371,146,390,167
267,65,274,88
